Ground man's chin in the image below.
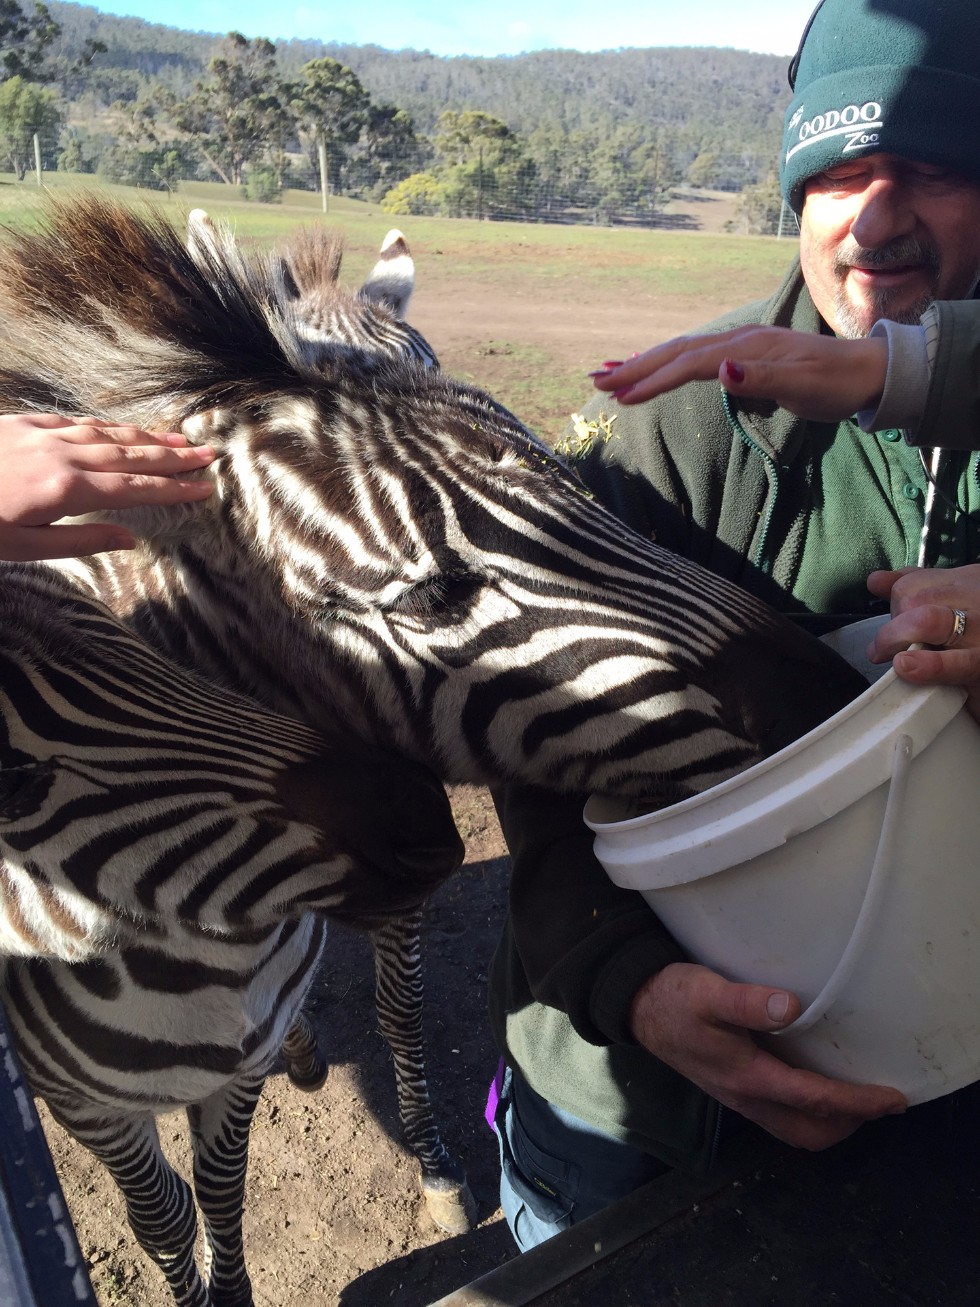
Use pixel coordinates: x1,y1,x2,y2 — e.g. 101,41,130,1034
833,286,933,338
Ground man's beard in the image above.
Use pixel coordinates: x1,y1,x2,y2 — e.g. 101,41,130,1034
832,237,941,339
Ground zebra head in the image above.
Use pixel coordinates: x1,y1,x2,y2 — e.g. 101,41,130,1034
0,198,866,804
188,207,439,369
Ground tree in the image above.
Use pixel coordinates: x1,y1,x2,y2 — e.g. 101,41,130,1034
686,149,720,189
634,127,682,221
169,32,290,187
0,72,60,177
728,170,784,235
291,56,369,202
432,110,536,219
0,0,59,83
381,170,443,216
342,103,425,200
0,2,105,96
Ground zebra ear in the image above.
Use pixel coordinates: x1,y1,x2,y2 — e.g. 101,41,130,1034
359,229,415,319
275,257,302,302
185,208,251,287
186,208,222,264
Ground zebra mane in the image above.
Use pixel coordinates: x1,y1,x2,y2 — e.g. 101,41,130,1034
272,223,345,301
0,197,377,429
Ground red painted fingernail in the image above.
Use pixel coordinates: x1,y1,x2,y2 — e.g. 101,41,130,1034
602,360,624,368
614,385,635,402
587,368,614,378
723,359,745,385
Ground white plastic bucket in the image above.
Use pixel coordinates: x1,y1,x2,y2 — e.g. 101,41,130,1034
585,616,980,1105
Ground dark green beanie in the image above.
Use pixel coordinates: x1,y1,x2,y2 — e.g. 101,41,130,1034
780,0,980,213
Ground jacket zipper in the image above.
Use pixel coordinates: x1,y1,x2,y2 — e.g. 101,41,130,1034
722,390,780,575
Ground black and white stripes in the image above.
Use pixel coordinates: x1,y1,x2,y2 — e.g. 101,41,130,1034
0,201,867,1303
1,565,462,1306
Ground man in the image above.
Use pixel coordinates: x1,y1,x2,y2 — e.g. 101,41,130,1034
488,0,980,1252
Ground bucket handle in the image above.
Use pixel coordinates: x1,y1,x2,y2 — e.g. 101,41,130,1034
774,732,914,1038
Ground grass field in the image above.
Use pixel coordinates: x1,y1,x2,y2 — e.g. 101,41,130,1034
0,171,800,435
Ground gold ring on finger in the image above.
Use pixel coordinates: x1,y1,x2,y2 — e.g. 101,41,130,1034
941,608,968,649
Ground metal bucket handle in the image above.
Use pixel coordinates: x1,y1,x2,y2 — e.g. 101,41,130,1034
774,732,914,1037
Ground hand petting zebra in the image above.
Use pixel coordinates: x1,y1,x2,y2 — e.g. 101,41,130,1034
0,199,867,1307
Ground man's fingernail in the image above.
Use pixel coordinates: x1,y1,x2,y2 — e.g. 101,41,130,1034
723,359,745,385
108,533,135,551
767,992,791,1022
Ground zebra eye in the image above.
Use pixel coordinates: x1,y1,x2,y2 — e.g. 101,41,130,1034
387,571,478,622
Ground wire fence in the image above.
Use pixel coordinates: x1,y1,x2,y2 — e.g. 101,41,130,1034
6,126,771,230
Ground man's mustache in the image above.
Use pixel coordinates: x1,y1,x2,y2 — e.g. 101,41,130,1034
834,238,941,277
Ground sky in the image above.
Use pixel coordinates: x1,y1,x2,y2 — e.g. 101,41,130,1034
84,1,821,59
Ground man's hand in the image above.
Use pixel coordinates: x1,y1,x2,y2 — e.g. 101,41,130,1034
591,325,888,420
0,413,214,561
867,565,980,722
629,962,906,1150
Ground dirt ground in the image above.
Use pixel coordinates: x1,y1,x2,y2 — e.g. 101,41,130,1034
36,191,769,1307
40,786,515,1307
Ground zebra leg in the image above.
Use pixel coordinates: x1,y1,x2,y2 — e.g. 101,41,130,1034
281,1009,328,1091
45,1101,209,1307
371,911,477,1234
186,1074,266,1307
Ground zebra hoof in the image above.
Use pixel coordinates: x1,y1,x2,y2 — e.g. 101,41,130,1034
285,1055,328,1093
421,1176,478,1234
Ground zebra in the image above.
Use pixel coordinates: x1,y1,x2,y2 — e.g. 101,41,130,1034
0,564,464,1307
210,210,481,1237
0,196,868,1306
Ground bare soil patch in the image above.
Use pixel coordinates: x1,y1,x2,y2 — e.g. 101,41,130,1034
40,786,515,1307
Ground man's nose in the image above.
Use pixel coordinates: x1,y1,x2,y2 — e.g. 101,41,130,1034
849,177,917,248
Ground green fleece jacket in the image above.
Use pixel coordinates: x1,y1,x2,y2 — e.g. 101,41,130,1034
488,259,980,1174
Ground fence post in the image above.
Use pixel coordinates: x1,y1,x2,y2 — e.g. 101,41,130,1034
318,137,328,213
32,133,42,186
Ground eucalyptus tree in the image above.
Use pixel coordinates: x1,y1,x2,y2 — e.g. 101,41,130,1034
0,0,59,82
432,109,536,219
0,71,60,176
168,31,292,187
291,56,369,204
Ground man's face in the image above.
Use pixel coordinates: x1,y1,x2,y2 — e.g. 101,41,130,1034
799,153,980,337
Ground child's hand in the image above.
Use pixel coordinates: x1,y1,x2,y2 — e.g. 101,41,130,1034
0,414,214,560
